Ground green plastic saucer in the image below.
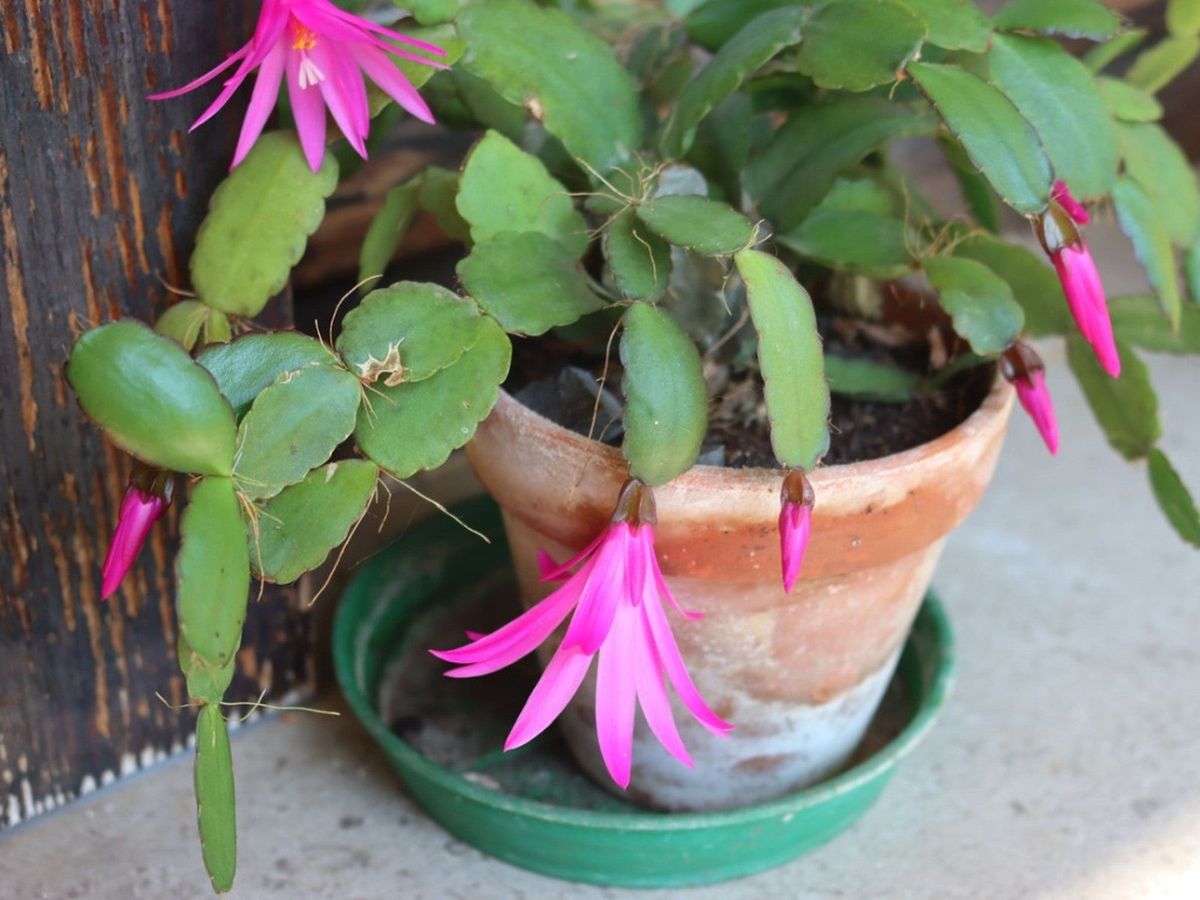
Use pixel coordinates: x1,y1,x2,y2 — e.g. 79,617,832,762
333,497,955,888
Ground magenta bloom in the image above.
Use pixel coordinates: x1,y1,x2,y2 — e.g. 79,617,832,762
150,0,446,172
779,469,815,593
1037,182,1120,378
101,472,172,600
432,481,732,788
1002,342,1059,456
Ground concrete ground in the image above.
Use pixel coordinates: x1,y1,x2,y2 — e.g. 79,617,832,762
2,231,1199,898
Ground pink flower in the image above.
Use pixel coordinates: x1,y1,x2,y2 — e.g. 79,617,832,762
779,469,815,593
1002,343,1059,455
1036,185,1121,378
431,480,732,789
150,0,446,172
101,468,173,600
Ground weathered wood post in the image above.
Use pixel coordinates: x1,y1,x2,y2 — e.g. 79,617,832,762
0,2,312,827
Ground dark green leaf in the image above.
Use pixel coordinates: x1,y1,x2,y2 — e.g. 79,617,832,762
1096,77,1163,122
635,195,755,254
458,232,604,335
456,131,588,257
1127,35,1200,93
986,34,1118,198
194,705,237,895
458,0,642,171
898,0,992,51
355,317,511,479
603,209,673,301
191,132,338,317
825,355,922,403
251,460,379,583
154,300,209,351
684,0,796,49
796,0,926,92
661,5,806,156
359,178,422,288
736,249,830,470
234,365,362,501
942,139,1001,233
924,256,1025,354
418,166,472,243
1066,334,1160,459
1112,178,1183,330
746,98,936,231
198,332,336,421
909,62,1054,215
953,233,1070,336
620,302,708,485
992,0,1120,40
1110,294,1200,354
336,282,485,385
1147,449,1200,546
67,321,236,476
780,209,913,277
1119,122,1200,245
177,476,250,669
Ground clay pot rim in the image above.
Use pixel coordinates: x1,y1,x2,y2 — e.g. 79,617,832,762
492,366,1012,492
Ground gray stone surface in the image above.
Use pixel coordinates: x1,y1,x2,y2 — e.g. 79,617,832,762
2,236,1199,898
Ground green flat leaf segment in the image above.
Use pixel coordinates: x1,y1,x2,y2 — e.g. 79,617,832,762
825,355,922,403
191,132,338,317
456,131,588,257
1096,77,1163,122
359,178,423,288
953,233,1069,336
635,195,755,255
898,0,992,51
1167,0,1200,37
198,332,337,421
604,208,673,301
1119,122,1200,246
620,302,709,485
194,705,237,894
1110,295,1200,354
796,0,927,92
1066,334,1160,460
1127,35,1200,93
1147,449,1200,547
67,321,237,476
925,256,1025,355
735,249,830,470
992,0,1120,40
1112,178,1183,331
908,61,1053,215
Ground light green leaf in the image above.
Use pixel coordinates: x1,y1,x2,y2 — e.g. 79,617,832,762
355,317,511,479
67,321,236,476
1083,28,1148,73
1112,178,1183,331
825,354,922,403
796,0,926,92
456,131,588,257
191,132,338,317
992,0,1120,40
745,98,935,231
1119,122,1200,245
736,249,830,470
1147,449,1200,546
178,634,236,706
1187,241,1200,302
1127,35,1200,93
953,233,1070,336
1066,334,1160,460
251,460,379,583
924,256,1025,354
458,0,642,171
458,232,604,335
661,5,806,156
898,0,992,51
1096,77,1163,122
336,282,485,385
417,166,471,242
234,365,362,501
198,332,336,421
986,34,1119,198
177,476,250,669
359,178,422,288
203,308,232,346
635,195,755,255
155,300,209,351
604,208,673,301
620,302,708,485
1110,295,1200,354
194,705,237,895
1168,0,1200,36
404,0,463,25
909,62,1054,215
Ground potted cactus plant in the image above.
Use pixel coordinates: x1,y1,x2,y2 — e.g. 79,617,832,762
62,0,1200,891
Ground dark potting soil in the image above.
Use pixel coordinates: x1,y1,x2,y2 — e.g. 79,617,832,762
506,317,994,469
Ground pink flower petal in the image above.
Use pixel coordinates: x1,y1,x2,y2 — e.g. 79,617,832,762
357,45,436,125
779,501,812,593
148,45,250,100
312,43,368,158
646,534,702,620
559,524,629,655
101,487,166,600
641,593,733,735
314,0,449,55
504,644,593,751
595,603,638,788
633,608,693,768
1052,180,1091,225
1054,245,1121,378
537,530,605,582
232,42,287,168
286,50,329,173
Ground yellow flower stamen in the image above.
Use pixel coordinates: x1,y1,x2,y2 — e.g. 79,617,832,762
291,22,318,51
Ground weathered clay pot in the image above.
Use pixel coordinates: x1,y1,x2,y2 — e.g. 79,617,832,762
465,374,1013,811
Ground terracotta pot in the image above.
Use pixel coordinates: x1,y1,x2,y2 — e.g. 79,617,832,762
465,374,1013,811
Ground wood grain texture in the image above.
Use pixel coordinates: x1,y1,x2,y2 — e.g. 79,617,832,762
0,1,312,828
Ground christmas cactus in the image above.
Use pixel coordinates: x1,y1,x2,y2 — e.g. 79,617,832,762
65,0,1200,891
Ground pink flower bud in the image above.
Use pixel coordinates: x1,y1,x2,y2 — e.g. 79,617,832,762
779,470,815,593
1052,180,1090,225
1001,343,1060,456
1051,244,1121,378
100,472,172,600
